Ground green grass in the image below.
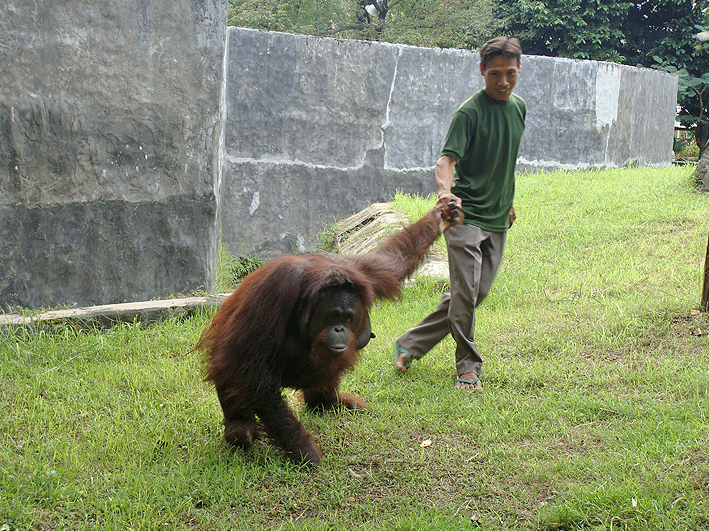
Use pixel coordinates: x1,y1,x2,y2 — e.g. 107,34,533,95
2,166,708,530
215,239,263,293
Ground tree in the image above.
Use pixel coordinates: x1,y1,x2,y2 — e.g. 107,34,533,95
620,0,706,68
494,0,709,65
631,1,709,160
226,0,353,34
375,0,494,49
494,0,632,61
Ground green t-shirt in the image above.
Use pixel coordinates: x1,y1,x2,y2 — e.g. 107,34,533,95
441,89,526,232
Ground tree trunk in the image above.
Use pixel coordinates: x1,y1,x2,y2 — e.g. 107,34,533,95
702,230,709,312
697,151,709,192
697,121,709,161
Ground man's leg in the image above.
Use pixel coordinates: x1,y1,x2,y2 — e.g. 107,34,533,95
477,231,506,306
395,291,452,372
447,225,506,390
395,224,471,371
395,224,506,382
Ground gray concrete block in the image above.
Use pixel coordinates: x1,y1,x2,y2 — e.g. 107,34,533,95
0,0,227,310
0,197,217,309
221,29,678,259
0,294,228,330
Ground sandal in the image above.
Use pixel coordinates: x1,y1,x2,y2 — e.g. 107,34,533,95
393,340,413,371
455,376,481,391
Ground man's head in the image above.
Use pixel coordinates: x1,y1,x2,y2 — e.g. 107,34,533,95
479,36,522,102
480,36,522,69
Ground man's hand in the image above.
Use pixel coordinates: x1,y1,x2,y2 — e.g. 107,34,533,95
433,197,464,233
508,205,516,228
437,191,462,211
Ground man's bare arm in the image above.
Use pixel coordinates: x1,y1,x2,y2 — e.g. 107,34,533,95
434,155,462,209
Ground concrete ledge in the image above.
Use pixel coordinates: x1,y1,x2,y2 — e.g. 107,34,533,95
0,259,450,331
0,294,229,330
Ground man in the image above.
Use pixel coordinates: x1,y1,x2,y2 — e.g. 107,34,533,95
394,36,526,392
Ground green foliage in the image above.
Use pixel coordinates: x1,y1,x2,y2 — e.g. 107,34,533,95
621,0,707,69
674,131,700,160
377,0,494,49
227,0,353,33
316,225,338,253
495,0,709,66
495,0,632,61
227,0,495,50
390,190,437,222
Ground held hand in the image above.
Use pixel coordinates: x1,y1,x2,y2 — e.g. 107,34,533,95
508,205,516,228
437,192,462,211
433,196,464,233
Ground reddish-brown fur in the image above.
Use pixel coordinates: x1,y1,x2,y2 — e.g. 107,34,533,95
197,203,459,465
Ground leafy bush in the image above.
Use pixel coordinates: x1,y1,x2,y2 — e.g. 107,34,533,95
215,242,263,293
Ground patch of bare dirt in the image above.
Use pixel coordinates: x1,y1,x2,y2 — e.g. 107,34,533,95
672,309,709,339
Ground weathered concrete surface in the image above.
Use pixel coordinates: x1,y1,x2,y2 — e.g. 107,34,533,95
516,58,678,170
222,29,678,259
1,199,216,308
0,0,227,310
221,32,435,257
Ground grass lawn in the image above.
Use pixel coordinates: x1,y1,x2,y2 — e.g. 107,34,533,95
2,166,708,530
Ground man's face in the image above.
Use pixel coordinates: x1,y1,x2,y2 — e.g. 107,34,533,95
480,55,520,101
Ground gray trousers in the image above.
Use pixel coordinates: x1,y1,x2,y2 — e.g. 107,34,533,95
396,223,506,377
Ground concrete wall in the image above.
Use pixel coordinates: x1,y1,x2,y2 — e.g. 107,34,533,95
0,15,678,310
0,0,228,310
222,28,678,259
